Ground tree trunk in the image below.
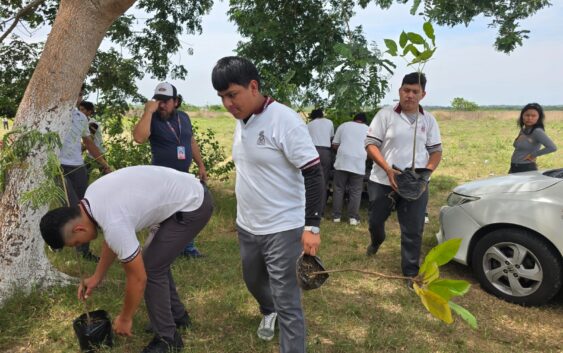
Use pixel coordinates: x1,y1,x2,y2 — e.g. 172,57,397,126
0,0,136,305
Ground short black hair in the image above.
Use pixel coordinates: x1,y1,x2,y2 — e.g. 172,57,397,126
310,108,324,119
353,112,367,123
176,94,183,109
402,72,427,91
518,102,545,132
39,206,81,250
211,56,261,92
79,101,95,113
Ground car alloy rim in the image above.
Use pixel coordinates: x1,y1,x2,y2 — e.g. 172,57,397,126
482,242,543,297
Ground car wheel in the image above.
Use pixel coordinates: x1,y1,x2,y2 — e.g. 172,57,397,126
471,228,562,306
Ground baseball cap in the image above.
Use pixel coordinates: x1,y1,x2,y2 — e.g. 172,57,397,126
153,82,177,101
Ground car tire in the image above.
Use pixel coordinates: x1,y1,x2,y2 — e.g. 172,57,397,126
472,228,562,306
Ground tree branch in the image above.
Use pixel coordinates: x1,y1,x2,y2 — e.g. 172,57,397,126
0,0,46,43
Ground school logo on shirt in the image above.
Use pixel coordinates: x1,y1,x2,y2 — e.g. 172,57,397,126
257,131,265,145
421,125,426,133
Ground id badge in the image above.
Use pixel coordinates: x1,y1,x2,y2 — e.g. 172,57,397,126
177,146,186,160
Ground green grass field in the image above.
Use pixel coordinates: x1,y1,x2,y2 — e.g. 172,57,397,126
0,111,562,352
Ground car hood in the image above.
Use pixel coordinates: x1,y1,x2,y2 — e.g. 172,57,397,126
454,171,562,196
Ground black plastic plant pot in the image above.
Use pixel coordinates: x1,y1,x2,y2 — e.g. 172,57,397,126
73,310,113,353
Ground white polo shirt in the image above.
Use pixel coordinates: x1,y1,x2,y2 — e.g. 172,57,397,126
232,101,319,235
59,108,90,166
83,165,204,262
367,105,441,186
307,117,334,147
333,121,369,175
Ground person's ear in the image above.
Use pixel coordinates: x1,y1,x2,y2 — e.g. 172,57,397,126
249,80,259,95
421,91,426,100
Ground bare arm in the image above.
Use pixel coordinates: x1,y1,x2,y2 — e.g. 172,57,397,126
78,240,116,300
113,253,147,336
191,136,208,181
426,151,442,171
82,136,111,173
366,144,399,191
132,100,158,144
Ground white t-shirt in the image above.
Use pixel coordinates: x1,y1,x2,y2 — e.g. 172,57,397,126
367,105,441,185
59,108,90,166
307,118,334,147
333,121,369,175
84,165,204,262
232,101,319,235
87,119,105,157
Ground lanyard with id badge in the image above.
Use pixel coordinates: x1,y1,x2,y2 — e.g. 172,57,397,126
166,114,186,160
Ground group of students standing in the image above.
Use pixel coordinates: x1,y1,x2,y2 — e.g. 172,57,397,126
38,57,557,353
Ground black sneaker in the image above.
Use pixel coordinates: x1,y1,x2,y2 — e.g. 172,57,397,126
366,244,378,257
141,331,184,353
81,251,100,263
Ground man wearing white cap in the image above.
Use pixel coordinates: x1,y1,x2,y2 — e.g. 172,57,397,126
133,83,207,259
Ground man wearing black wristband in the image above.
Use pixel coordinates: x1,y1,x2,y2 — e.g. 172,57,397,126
212,56,323,353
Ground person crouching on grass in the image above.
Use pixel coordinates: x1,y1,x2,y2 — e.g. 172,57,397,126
39,165,213,353
212,56,324,353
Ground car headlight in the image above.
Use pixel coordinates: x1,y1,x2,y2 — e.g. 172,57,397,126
447,192,480,207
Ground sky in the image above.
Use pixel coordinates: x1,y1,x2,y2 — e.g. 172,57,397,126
13,1,563,107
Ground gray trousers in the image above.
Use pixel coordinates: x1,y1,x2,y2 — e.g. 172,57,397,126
143,188,213,340
316,147,332,215
367,181,428,276
237,226,305,353
332,169,364,220
61,164,90,254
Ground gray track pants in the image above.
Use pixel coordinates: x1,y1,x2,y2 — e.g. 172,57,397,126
332,169,364,220
237,226,305,353
143,187,213,340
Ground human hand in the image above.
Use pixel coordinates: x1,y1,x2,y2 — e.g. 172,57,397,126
144,100,159,114
113,314,133,337
386,168,401,191
102,165,113,175
78,276,100,301
197,165,208,183
301,231,321,256
524,154,536,162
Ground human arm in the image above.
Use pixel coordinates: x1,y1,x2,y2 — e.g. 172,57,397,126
426,150,442,171
113,252,147,336
527,129,557,160
78,240,116,300
366,143,399,191
82,136,111,173
132,100,158,144
301,162,323,256
191,136,208,182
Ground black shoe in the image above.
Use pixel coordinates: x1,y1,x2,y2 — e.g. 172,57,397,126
81,251,100,263
141,331,184,353
145,311,192,333
405,279,415,291
366,244,378,257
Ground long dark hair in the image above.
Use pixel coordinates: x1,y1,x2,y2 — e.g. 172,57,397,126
518,103,545,134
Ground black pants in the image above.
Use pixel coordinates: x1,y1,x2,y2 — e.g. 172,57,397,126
61,164,90,254
367,181,428,276
509,162,537,174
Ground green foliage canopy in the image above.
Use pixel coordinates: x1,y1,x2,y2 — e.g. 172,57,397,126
451,97,479,111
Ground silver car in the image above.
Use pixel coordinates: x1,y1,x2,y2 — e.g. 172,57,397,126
436,168,563,306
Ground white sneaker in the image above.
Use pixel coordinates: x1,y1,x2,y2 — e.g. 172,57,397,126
424,216,429,224
333,218,341,223
349,218,360,226
257,312,277,341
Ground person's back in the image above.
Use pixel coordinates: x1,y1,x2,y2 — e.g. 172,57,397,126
307,117,333,148
334,121,368,175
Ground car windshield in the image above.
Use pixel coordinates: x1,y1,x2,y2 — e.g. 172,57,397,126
543,168,563,179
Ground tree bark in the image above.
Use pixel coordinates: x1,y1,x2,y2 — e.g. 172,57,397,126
0,0,136,305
